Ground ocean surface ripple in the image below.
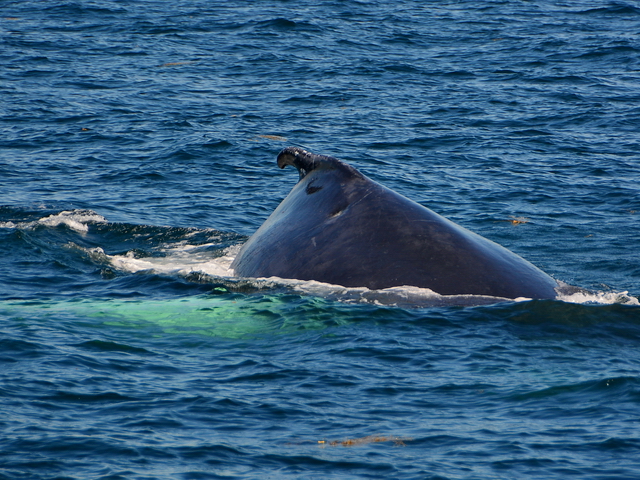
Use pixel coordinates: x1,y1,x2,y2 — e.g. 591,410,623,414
1,1,640,479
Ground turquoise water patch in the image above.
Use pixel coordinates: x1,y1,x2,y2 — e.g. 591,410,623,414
0,294,355,339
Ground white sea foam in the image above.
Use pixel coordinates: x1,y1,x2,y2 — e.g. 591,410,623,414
1,209,107,233
238,277,514,307
38,210,107,233
235,277,639,307
558,289,639,306
101,242,239,278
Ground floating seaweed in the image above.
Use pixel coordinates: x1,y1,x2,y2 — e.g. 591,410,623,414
158,61,199,67
508,216,529,225
252,134,288,142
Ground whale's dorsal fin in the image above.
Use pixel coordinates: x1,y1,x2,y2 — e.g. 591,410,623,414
277,146,362,181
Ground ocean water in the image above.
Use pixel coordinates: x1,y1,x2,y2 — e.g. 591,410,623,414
1,1,640,478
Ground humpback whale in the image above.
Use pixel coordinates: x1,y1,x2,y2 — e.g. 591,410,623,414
231,147,559,299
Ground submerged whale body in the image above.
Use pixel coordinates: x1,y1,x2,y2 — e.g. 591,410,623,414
231,147,559,299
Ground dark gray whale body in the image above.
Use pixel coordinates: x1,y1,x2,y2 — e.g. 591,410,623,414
231,147,559,299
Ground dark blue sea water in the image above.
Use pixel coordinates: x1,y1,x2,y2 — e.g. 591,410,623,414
2,1,640,478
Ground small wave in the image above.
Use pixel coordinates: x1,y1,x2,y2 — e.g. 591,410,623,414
38,210,107,233
508,376,640,404
579,4,640,16
42,3,128,15
0,209,107,233
253,17,323,32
